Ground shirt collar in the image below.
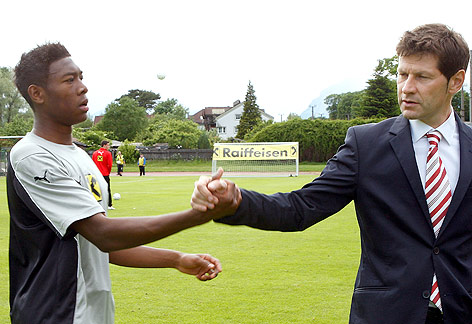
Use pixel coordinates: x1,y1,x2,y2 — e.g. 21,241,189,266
409,108,456,145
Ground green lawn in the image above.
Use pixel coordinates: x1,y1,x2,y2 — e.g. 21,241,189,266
0,174,360,323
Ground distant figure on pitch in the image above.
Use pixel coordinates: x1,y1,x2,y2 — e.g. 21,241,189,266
138,153,146,176
92,140,114,209
116,151,125,176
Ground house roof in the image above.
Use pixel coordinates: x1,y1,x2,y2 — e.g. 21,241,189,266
215,102,274,120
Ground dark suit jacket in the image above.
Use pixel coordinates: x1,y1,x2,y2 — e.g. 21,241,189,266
217,114,472,324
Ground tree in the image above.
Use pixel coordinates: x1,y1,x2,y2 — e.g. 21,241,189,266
325,91,365,120
287,113,301,121
118,140,140,163
0,67,31,125
0,115,33,136
453,89,470,121
117,89,161,114
72,128,112,151
236,81,262,139
154,98,188,120
96,97,148,141
358,57,399,118
143,119,203,149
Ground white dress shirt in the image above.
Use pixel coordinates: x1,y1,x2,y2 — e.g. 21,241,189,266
410,109,460,195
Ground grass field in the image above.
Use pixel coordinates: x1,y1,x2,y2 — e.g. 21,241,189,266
0,174,360,323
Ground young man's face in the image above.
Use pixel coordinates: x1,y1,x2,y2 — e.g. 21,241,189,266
42,57,89,126
397,53,452,128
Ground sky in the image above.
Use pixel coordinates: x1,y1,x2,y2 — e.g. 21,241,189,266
1,0,471,120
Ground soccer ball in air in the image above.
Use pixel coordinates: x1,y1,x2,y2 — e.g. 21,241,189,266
113,193,121,200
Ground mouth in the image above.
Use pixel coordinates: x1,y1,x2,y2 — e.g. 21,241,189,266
401,98,419,107
79,99,89,111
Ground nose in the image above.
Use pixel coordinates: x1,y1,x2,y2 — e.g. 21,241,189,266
399,75,416,94
78,79,88,95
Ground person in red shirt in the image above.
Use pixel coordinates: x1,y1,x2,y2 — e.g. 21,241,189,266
92,140,114,209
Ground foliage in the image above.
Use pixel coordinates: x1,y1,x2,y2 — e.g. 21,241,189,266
453,89,470,121
0,67,31,125
154,98,188,120
118,140,140,163
357,76,398,118
248,118,383,162
243,120,273,140
0,114,33,137
236,81,262,139
325,91,365,120
117,89,160,115
96,97,148,141
357,56,399,118
74,114,94,129
286,112,301,120
72,128,112,151
143,119,203,148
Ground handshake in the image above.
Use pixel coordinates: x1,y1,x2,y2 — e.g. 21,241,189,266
191,168,242,218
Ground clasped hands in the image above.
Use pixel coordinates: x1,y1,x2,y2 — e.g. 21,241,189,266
191,168,241,218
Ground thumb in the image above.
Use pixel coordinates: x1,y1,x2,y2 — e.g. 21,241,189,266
208,179,227,193
211,167,224,181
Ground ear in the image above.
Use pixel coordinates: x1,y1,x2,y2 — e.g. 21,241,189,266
27,84,46,105
447,69,465,95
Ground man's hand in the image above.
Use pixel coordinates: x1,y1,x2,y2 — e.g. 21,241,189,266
177,253,222,281
191,168,242,218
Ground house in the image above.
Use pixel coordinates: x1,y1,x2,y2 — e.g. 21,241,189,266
215,101,274,140
190,106,232,131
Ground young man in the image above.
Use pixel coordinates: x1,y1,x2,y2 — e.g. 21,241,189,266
192,24,471,324
115,150,125,176
8,43,221,324
138,153,146,176
92,140,114,209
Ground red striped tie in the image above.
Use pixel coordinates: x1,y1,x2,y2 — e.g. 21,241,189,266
425,130,451,312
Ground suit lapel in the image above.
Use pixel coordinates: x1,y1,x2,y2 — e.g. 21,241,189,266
389,116,431,221
438,116,472,237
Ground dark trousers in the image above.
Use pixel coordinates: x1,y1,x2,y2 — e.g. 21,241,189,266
139,166,145,176
117,164,123,175
425,307,443,324
103,175,112,207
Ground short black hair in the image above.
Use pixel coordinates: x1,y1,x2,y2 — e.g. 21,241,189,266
101,140,110,147
14,42,71,108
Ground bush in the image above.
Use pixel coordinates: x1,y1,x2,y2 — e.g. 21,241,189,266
248,118,383,162
118,140,140,163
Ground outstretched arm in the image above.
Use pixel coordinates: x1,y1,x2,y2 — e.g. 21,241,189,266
109,247,222,281
70,209,213,252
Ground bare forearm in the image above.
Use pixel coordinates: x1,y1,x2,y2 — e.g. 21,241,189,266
109,246,182,268
72,209,211,252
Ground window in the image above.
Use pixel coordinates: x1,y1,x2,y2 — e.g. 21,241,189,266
234,126,238,133
218,127,226,134
235,114,241,120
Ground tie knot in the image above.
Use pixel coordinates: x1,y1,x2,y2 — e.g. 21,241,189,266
427,130,442,147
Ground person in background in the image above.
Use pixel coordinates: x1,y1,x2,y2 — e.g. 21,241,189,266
116,151,125,176
92,140,114,209
138,153,146,176
8,42,222,324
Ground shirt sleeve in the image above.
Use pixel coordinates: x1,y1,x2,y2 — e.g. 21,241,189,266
13,152,105,238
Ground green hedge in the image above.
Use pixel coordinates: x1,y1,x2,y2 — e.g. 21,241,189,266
248,118,384,162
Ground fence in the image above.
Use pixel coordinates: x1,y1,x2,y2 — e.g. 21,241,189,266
139,148,213,160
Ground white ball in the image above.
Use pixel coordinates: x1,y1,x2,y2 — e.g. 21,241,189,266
157,73,166,80
113,193,121,200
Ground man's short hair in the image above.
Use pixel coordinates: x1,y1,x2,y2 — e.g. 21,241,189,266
14,42,71,108
396,23,470,81
101,140,110,147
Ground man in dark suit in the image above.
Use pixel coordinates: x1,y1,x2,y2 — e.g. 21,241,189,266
191,24,471,324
